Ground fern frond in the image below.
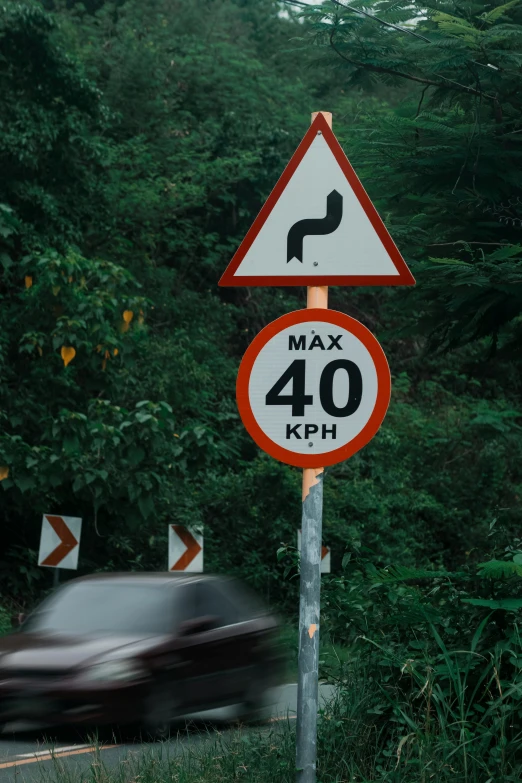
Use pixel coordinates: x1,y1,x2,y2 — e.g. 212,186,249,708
368,565,452,584
462,598,522,610
480,0,519,25
477,560,522,578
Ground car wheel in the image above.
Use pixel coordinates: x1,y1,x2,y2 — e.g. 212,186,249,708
141,680,178,741
235,671,274,725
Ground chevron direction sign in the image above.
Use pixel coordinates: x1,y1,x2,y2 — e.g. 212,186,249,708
168,525,203,572
38,514,82,570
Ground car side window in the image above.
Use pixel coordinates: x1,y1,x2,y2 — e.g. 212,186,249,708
195,581,242,627
172,583,198,629
220,578,267,621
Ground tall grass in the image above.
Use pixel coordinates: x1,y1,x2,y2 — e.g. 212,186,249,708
37,721,297,783
35,624,522,783
319,621,522,782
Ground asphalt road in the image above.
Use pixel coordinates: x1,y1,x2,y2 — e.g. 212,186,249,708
0,683,336,782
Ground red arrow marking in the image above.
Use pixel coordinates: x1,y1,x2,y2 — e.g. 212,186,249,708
170,525,202,571
40,515,78,567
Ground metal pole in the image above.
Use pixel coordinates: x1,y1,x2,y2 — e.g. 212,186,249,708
296,110,332,783
53,568,60,589
296,468,324,782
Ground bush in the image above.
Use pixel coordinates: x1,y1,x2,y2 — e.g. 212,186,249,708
0,604,11,635
276,523,522,779
318,631,522,781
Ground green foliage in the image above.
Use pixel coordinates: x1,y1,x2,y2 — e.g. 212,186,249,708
303,529,522,780
1,0,522,663
0,3,110,250
300,0,522,355
316,630,522,781
0,605,11,636
0,0,318,600
3,5,522,778
410,245,522,355
477,559,522,579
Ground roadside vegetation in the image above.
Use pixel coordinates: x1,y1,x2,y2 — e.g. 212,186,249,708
0,607,10,637
38,630,522,782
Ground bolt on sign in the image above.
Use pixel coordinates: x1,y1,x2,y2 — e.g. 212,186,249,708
168,525,203,572
38,515,82,570
297,530,330,574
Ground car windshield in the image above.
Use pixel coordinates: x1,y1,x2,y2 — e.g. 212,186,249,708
23,582,174,636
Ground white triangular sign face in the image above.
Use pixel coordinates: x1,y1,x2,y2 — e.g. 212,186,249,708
219,113,414,288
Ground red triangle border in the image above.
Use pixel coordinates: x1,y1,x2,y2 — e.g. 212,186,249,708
219,112,415,287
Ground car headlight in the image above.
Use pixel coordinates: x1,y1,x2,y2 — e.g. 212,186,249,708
81,659,145,683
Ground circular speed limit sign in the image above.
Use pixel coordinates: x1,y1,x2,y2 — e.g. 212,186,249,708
236,309,391,468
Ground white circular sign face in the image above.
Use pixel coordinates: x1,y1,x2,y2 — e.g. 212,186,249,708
236,309,391,468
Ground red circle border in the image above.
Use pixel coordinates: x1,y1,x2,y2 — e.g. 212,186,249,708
236,309,391,468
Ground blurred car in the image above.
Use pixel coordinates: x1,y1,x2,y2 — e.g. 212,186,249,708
0,573,286,737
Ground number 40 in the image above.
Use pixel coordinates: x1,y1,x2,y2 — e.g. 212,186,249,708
265,359,362,417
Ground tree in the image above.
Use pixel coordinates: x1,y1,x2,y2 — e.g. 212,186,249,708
0,0,315,600
299,0,522,354
1,0,521,609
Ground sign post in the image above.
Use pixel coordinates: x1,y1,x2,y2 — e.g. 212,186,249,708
298,116,329,782
222,110,414,783
297,463,323,782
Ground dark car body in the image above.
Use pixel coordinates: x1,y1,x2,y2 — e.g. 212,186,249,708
0,573,285,733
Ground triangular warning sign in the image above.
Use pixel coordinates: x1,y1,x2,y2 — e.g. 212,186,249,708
219,113,414,287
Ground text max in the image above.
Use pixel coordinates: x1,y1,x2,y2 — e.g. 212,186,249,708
289,334,343,351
